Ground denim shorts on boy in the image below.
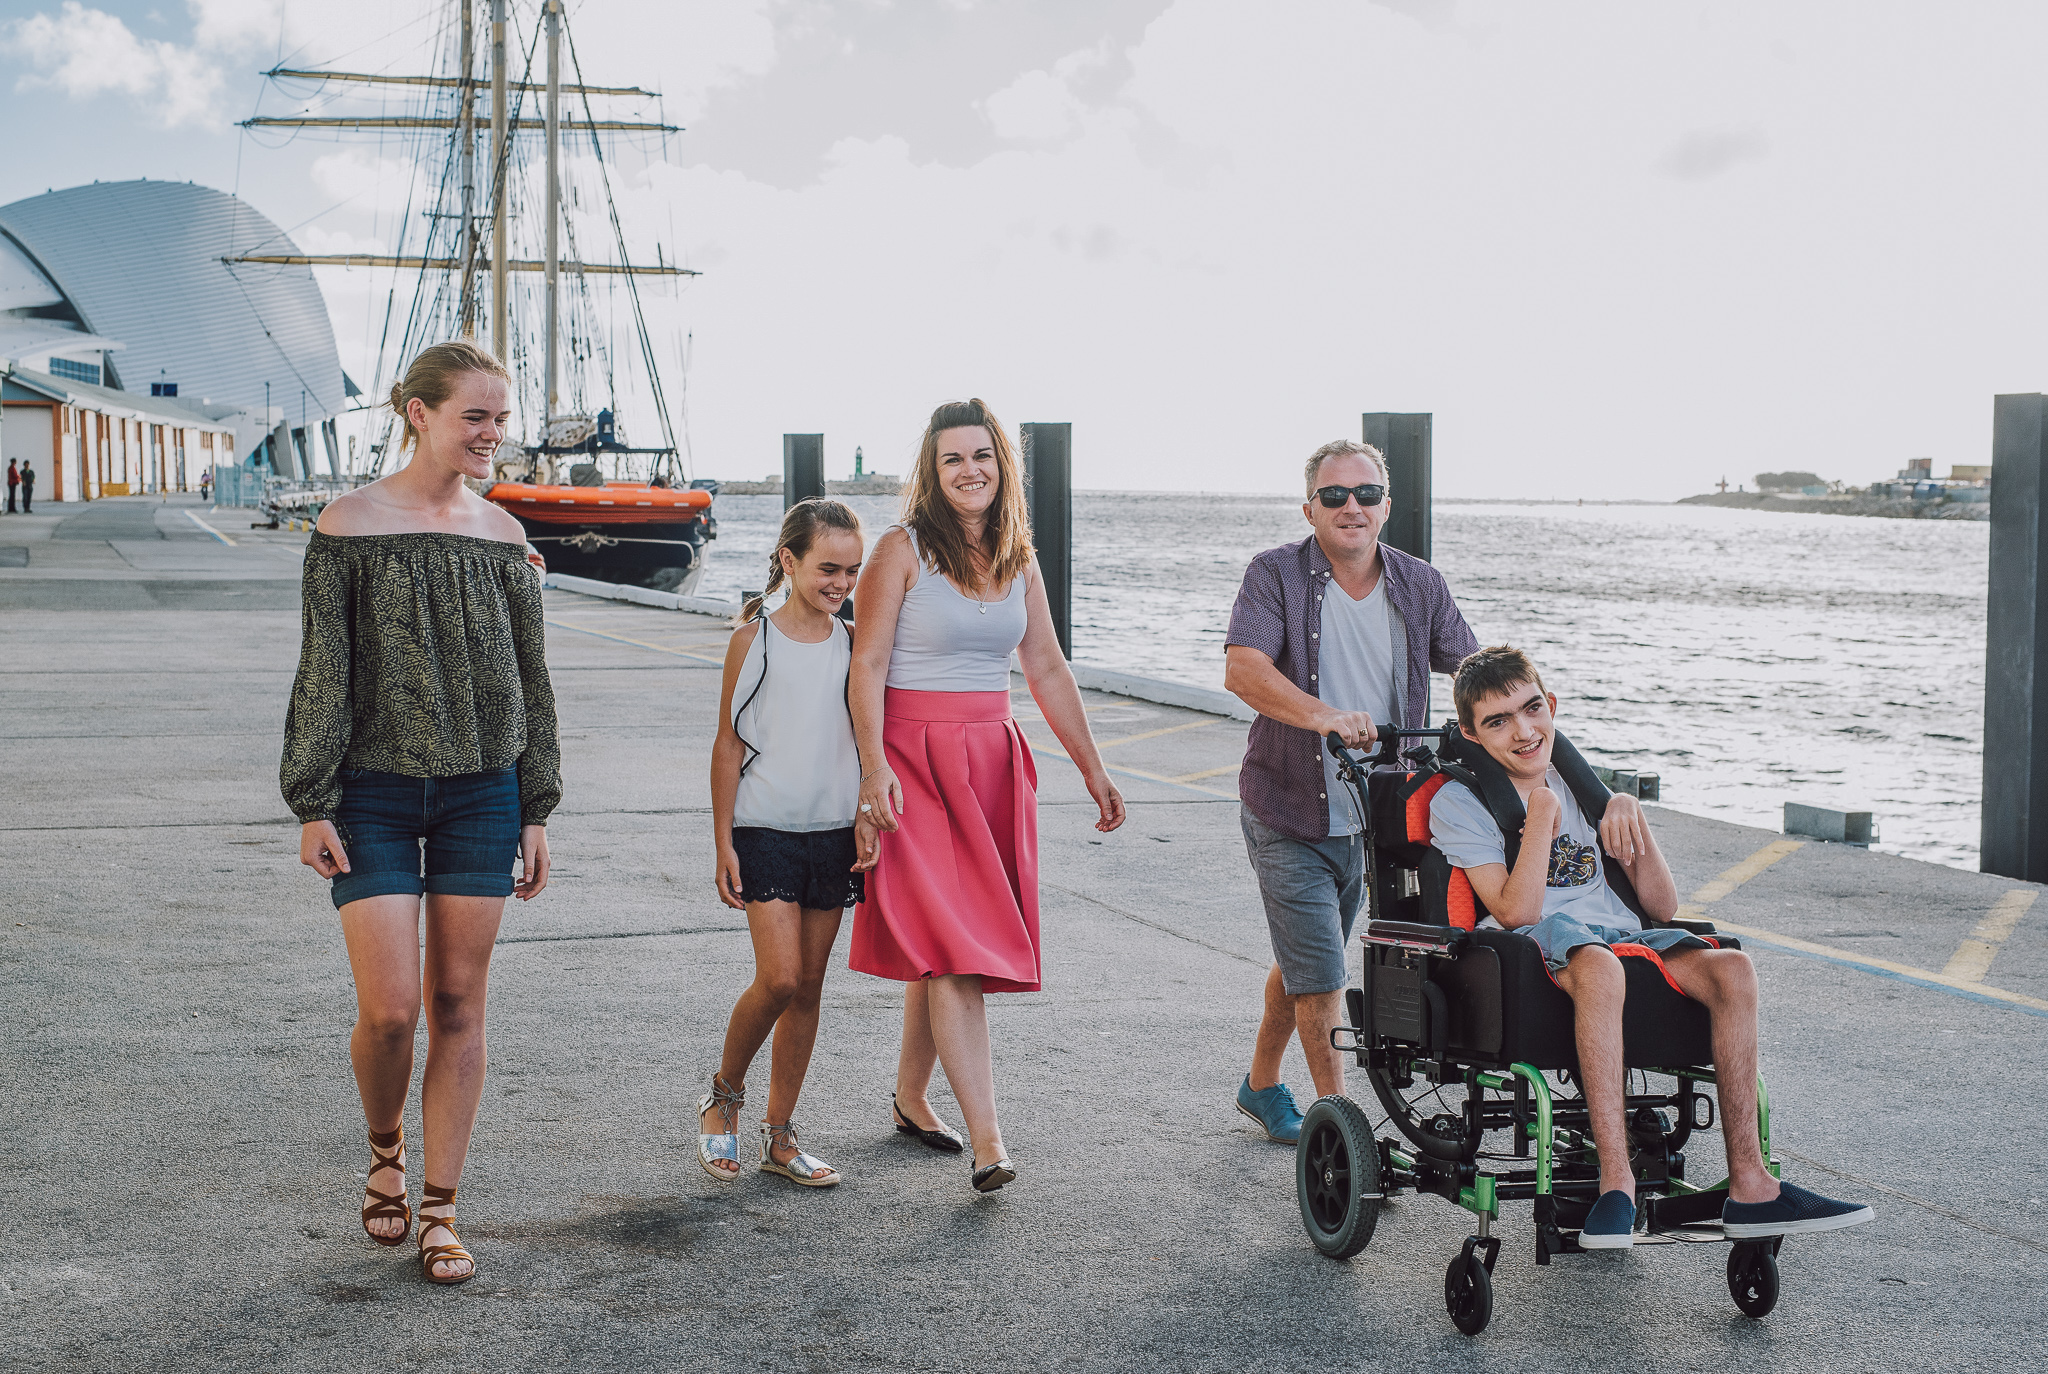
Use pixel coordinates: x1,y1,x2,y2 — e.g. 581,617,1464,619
1527,913,1713,977
329,767,522,909
731,826,865,911
1240,805,1364,995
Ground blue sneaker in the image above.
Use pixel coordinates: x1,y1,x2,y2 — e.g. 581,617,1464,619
1235,1074,1304,1143
1723,1181,1873,1239
1580,1189,1637,1249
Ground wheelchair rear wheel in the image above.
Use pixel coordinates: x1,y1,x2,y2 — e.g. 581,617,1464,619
1297,1095,1382,1259
1444,1249,1494,1335
1727,1242,1780,1318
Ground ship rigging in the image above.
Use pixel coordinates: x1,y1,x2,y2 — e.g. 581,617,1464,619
233,0,716,593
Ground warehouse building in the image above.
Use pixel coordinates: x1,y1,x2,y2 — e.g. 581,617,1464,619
0,179,351,501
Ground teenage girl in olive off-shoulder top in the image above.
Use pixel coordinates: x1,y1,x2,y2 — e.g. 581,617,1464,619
280,341,559,1287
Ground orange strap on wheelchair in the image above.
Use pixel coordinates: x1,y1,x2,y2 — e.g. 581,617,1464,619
1405,773,1450,844
1611,943,1690,998
1445,868,1478,931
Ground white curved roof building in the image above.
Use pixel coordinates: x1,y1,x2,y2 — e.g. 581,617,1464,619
0,180,347,419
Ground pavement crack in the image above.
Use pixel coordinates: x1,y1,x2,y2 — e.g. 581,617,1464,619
1041,881,1263,967
1775,1146,2048,1255
497,925,744,945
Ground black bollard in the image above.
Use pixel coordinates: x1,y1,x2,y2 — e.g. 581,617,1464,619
1021,422,1072,658
1362,412,1433,562
1983,393,2048,879
783,433,824,510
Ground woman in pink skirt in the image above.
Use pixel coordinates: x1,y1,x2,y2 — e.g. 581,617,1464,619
850,398,1126,1192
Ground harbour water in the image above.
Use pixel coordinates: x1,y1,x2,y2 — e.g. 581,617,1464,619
698,493,1988,869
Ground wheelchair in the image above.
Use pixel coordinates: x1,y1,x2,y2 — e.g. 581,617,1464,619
1295,725,1786,1335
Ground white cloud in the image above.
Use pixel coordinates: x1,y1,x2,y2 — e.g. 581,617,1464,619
982,41,1117,143
1659,126,1771,180
186,0,286,53
3,1,224,127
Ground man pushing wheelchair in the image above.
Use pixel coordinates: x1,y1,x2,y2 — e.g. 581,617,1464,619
1433,646,1872,1249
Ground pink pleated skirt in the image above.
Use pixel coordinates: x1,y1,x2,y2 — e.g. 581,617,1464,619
849,688,1042,994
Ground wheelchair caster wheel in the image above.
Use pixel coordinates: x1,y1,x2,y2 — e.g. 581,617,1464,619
1444,1249,1494,1335
1727,1242,1780,1318
1296,1095,1382,1259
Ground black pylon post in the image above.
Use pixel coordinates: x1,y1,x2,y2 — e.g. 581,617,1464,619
1983,394,2048,879
1362,412,1433,562
1021,422,1072,658
783,433,824,510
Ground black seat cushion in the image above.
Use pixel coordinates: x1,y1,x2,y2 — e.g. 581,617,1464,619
1370,930,1714,1071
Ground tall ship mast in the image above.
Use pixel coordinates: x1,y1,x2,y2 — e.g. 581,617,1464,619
236,0,716,593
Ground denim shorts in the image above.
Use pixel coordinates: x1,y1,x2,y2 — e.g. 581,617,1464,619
329,767,522,910
1241,805,1364,996
1526,913,1713,976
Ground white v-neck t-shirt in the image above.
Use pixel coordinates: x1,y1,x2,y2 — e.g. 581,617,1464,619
1319,573,1398,835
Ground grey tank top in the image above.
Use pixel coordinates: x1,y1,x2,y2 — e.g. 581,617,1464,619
885,525,1028,692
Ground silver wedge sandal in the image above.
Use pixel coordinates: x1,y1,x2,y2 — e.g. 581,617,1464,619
759,1120,840,1188
695,1074,745,1182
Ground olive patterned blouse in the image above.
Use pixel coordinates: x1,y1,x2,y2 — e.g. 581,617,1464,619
280,531,562,826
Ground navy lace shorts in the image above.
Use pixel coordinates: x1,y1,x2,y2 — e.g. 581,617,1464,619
329,767,521,910
731,826,864,910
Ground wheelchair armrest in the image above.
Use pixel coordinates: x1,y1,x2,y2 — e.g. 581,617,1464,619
1661,917,1719,937
1364,921,1469,956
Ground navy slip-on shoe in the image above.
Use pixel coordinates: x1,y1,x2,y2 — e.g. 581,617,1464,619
1234,1074,1304,1144
1580,1189,1637,1249
1723,1181,1874,1239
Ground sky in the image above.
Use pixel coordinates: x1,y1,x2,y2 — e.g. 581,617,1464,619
4,0,2047,497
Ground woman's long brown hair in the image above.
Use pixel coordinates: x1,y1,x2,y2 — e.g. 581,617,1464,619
900,398,1034,594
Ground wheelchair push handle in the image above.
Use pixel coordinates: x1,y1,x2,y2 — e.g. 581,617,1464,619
1325,724,1454,769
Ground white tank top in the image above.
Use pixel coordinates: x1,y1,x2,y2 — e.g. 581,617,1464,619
884,525,1029,692
731,614,860,831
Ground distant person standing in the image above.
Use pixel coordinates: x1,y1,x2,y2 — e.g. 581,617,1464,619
282,340,560,1286
199,467,212,503
18,461,32,513
6,459,18,513
850,398,1126,1193
1222,439,1477,1143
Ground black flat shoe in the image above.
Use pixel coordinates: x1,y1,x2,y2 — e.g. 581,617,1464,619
891,1094,965,1153
972,1159,1016,1193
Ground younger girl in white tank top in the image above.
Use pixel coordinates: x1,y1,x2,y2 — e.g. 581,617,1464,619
700,500,876,1194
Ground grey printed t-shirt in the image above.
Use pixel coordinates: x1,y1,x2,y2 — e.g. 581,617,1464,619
1427,769,1639,929
1320,574,1398,836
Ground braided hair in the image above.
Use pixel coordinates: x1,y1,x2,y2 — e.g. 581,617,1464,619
736,498,864,625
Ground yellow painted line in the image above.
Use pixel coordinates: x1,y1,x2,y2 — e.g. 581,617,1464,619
1674,838,1805,920
184,509,235,545
1943,888,2037,982
1024,743,1237,799
1172,764,1243,783
544,619,725,664
1710,917,2048,1015
1095,720,1216,750
1677,838,2048,1015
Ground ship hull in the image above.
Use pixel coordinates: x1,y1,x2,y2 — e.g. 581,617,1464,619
487,481,715,596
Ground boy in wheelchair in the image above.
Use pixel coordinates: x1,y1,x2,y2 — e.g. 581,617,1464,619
1428,646,1872,1249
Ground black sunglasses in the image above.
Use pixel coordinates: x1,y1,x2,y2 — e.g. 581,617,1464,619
1313,483,1386,509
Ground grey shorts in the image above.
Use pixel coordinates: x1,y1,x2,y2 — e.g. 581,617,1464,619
1241,805,1364,996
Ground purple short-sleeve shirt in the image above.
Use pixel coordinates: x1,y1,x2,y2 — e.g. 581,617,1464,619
1227,535,1478,842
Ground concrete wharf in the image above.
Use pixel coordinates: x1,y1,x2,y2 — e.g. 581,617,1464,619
3,495,2044,1371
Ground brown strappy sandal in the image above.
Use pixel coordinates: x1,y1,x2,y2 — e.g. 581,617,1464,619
360,1125,410,1246
416,1183,476,1285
